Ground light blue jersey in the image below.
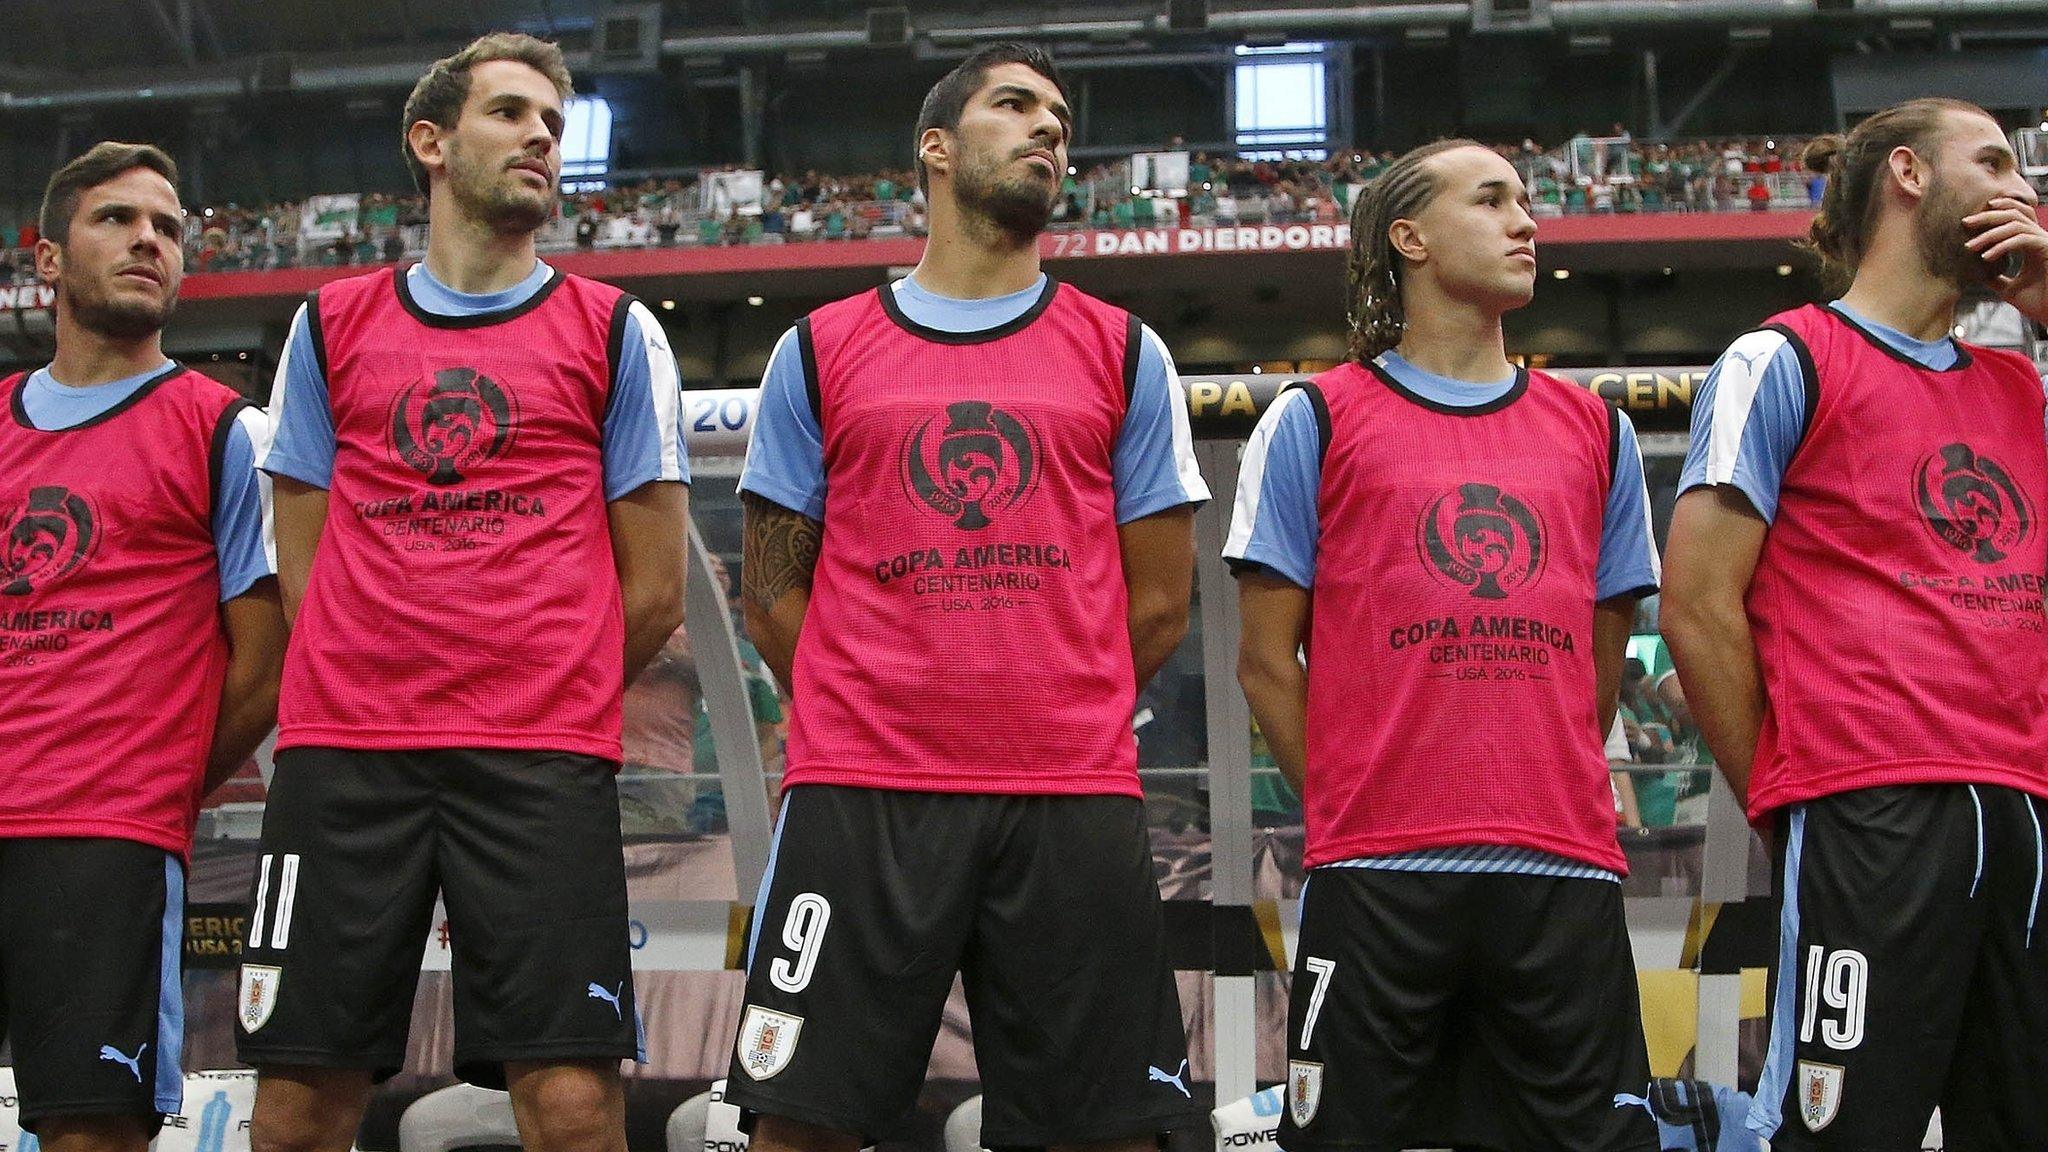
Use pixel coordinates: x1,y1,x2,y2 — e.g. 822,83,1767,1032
1224,352,1662,882
1680,301,1975,518
740,274,1208,519
21,363,273,601
262,261,688,497
1227,351,1659,599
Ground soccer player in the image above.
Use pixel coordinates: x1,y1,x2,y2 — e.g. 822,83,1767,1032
725,42,1207,1152
0,142,284,1152
1663,98,2048,1150
237,33,687,1152
1228,139,1661,1152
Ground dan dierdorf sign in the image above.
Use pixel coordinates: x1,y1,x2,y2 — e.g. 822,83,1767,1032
1042,223,1352,260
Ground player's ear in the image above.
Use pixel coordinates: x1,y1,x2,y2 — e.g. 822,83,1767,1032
33,237,61,285
1884,144,1927,204
919,127,952,186
409,119,449,183
1388,218,1428,266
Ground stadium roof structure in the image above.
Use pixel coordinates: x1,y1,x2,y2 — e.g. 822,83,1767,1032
6,0,2048,113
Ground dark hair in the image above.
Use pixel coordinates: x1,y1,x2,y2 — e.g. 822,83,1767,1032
913,42,1065,194
1801,97,1990,291
402,31,573,196
39,142,180,245
1344,138,1483,363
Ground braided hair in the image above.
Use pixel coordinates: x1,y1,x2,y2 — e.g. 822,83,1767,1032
1344,139,1486,363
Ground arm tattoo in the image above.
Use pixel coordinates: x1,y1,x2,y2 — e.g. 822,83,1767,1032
742,491,823,614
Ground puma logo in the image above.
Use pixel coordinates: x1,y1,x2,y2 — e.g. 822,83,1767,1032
587,981,624,1020
98,1043,147,1083
1724,346,1772,377
1148,1058,1191,1099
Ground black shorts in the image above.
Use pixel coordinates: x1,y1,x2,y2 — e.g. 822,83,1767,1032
233,747,639,1088
0,838,184,1131
1753,784,2048,1152
721,785,1197,1148
1278,867,1656,1152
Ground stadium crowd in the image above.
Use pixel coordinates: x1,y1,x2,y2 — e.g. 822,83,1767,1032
1,134,1825,275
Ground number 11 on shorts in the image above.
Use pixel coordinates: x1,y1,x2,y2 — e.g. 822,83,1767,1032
1299,956,1337,1048
248,852,301,951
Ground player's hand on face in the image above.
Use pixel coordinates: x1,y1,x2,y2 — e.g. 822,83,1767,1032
1964,196,2048,322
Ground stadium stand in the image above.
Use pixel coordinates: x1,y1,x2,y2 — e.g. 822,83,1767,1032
0,136,1830,276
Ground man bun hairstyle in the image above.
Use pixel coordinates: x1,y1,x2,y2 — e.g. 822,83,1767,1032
402,31,574,196
913,41,1065,195
1801,97,1991,291
39,141,180,245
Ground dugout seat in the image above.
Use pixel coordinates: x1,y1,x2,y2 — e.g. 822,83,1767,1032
1210,1086,1283,1152
0,1067,29,1152
397,1083,519,1152
941,1095,985,1152
664,1088,714,1152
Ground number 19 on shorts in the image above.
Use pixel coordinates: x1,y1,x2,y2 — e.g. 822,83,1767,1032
1799,945,1868,1051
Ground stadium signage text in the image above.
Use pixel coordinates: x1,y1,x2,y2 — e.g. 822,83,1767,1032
670,366,1709,458
1044,224,1351,260
0,283,54,311
1183,368,1708,437
182,903,248,966
1582,368,1705,415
